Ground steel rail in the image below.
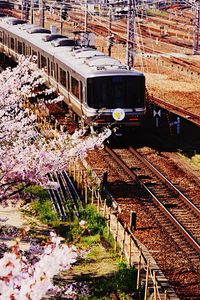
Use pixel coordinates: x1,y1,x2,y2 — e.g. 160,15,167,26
129,147,200,218
105,146,200,255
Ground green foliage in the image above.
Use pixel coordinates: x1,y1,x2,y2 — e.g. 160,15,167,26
26,185,59,224
80,205,106,235
146,9,168,17
79,234,101,247
90,261,137,298
114,262,137,293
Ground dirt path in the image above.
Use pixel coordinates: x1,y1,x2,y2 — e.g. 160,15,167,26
0,203,30,250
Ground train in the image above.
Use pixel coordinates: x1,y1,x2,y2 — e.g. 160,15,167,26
0,16,146,133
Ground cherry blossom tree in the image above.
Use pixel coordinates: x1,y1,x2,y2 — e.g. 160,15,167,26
0,232,78,299
0,57,111,203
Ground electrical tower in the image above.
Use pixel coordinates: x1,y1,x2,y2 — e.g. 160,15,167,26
21,0,29,21
126,0,135,69
193,0,200,54
39,0,45,28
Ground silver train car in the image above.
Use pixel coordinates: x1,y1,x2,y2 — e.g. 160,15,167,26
0,17,146,130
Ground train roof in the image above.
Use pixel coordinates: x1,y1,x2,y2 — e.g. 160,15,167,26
0,17,144,78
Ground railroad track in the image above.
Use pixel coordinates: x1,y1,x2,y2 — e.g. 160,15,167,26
85,145,200,298
105,146,200,254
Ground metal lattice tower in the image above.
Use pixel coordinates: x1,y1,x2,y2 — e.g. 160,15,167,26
126,0,135,68
39,0,45,28
21,0,29,21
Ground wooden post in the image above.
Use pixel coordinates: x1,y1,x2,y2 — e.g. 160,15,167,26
153,271,157,300
108,207,111,236
164,290,168,300
136,248,142,289
73,162,76,182
144,259,150,300
91,186,94,204
69,162,72,177
85,183,88,204
129,235,132,266
120,224,126,261
77,165,80,189
81,171,85,196
103,199,106,217
114,218,118,252
97,191,100,212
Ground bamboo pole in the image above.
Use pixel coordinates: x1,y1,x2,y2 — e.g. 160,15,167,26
91,186,94,205
73,162,76,182
120,224,126,261
153,271,157,300
114,218,119,252
81,171,85,196
136,248,142,289
164,290,168,300
108,207,111,236
103,199,106,217
97,191,100,212
144,259,150,300
85,184,88,204
77,165,80,189
129,235,132,266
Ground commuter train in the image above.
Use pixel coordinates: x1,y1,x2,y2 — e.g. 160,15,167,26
0,17,146,132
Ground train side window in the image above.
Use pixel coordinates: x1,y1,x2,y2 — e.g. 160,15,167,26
60,68,66,87
10,37,14,50
22,42,25,55
47,58,50,75
17,41,23,54
67,71,70,91
32,50,37,64
5,34,7,45
32,50,37,56
41,55,47,69
55,63,58,81
80,81,83,101
71,76,79,98
38,52,41,68
25,45,31,56
50,61,54,77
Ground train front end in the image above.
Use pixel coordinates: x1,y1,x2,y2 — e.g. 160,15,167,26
85,71,146,131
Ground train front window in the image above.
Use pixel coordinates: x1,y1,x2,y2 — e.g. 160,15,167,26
87,75,145,109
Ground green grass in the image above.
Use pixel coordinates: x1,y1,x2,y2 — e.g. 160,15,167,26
24,185,59,224
146,9,168,17
26,194,141,298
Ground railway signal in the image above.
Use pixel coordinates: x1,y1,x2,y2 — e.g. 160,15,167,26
153,109,161,128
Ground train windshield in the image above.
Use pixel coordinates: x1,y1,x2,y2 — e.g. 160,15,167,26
87,75,145,109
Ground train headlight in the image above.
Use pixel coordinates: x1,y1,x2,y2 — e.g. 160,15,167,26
112,108,125,121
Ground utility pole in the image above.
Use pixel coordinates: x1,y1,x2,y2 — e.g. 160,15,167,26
108,5,113,56
84,0,88,33
126,0,135,68
21,0,29,21
30,0,34,24
193,0,200,55
60,3,63,34
39,0,45,28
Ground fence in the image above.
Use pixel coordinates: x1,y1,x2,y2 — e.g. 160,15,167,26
68,160,180,300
